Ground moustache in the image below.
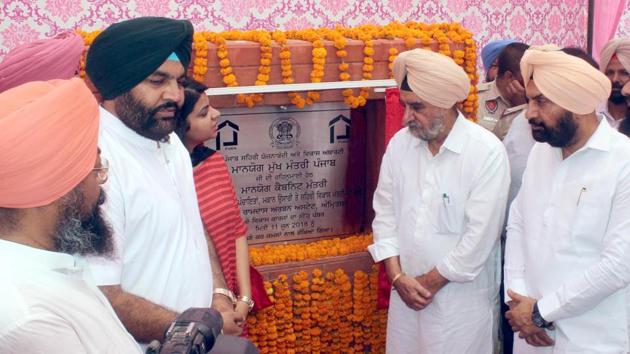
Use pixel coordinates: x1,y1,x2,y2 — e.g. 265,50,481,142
528,119,546,128
151,101,179,116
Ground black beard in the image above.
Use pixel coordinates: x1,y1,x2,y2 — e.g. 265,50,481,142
115,92,180,141
53,189,113,257
529,110,578,148
609,90,627,105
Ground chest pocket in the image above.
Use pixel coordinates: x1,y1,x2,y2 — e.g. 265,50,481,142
554,182,611,254
571,185,611,251
434,193,465,235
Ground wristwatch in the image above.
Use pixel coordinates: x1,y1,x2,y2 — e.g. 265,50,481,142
238,295,255,312
531,302,553,329
213,288,237,305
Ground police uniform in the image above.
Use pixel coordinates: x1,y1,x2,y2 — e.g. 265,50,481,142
476,81,526,140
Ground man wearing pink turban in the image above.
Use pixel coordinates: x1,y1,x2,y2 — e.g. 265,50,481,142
368,48,510,353
598,38,630,130
0,32,84,93
0,78,141,352
505,47,630,353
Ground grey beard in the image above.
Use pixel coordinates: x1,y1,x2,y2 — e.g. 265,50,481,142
53,190,113,257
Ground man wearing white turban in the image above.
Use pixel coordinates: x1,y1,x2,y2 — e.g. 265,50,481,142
598,38,630,129
368,48,510,353
504,47,630,353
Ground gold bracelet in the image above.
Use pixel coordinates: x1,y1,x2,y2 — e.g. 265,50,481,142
391,272,405,286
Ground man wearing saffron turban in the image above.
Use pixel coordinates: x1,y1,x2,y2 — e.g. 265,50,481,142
0,78,141,352
84,17,243,346
598,38,630,130
0,31,84,93
368,48,510,353
504,47,630,353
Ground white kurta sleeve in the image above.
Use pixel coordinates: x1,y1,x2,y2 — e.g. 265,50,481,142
85,158,125,286
368,142,400,262
504,182,529,300
436,145,510,282
0,316,87,353
538,165,630,322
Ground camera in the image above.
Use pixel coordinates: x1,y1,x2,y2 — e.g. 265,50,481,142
146,308,222,354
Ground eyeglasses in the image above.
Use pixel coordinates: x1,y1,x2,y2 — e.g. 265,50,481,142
93,157,109,185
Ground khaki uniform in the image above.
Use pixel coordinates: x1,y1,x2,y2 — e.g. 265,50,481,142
476,81,526,140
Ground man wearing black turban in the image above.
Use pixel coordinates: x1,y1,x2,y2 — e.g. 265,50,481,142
84,17,244,346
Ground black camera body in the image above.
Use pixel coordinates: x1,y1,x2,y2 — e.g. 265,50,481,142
147,308,223,354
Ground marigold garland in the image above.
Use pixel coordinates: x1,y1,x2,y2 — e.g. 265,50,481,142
75,29,102,78
292,271,312,353
249,234,373,266
247,265,386,353
78,22,478,117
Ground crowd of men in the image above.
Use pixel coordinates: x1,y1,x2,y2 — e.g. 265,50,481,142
370,38,630,354
1,15,630,354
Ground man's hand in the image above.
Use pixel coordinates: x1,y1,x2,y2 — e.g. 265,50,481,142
394,275,433,311
505,289,553,346
415,268,449,297
524,331,554,347
505,79,527,106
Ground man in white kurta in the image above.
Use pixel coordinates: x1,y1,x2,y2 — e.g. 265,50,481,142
368,48,510,353
0,79,141,353
597,38,630,130
505,47,630,353
84,17,243,344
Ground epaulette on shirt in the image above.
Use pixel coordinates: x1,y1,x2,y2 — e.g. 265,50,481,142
503,103,527,116
477,81,493,92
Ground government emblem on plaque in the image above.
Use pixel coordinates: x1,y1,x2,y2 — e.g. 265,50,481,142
269,116,300,149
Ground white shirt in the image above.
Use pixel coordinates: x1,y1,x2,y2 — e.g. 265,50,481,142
503,111,535,207
0,240,141,353
598,102,623,130
368,113,510,351
505,118,630,353
87,107,213,313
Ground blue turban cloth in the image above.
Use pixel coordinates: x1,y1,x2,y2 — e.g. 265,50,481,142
86,17,193,100
481,39,518,71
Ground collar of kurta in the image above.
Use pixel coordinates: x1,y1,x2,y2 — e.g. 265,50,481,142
0,238,82,273
413,111,467,154
581,115,613,152
99,106,174,150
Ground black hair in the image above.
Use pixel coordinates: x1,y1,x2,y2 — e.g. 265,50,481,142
401,75,412,91
175,79,208,142
497,42,530,77
561,47,599,69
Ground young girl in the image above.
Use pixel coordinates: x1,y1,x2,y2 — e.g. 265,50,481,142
176,80,267,327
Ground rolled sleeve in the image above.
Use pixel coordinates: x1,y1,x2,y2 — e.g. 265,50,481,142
368,239,399,263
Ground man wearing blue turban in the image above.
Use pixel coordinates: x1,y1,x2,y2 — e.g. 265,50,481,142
482,39,518,82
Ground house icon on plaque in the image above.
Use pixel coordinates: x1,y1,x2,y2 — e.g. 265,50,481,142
215,120,239,150
328,114,351,144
